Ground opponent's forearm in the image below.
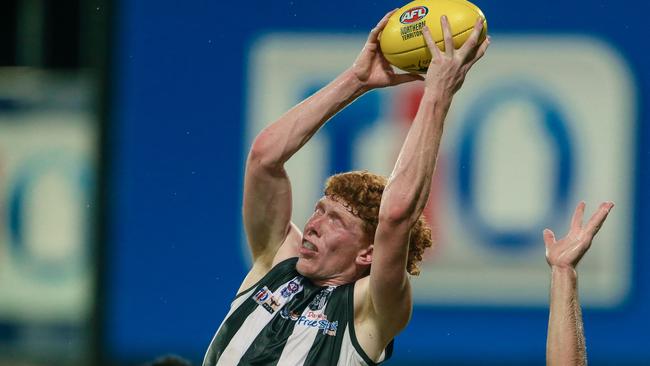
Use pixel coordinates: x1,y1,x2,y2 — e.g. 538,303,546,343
547,267,586,366
250,70,365,168
380,88,452,223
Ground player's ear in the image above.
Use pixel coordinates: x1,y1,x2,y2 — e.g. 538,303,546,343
356,244,373,266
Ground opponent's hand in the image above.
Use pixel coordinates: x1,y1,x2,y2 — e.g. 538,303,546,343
544,201,615,270
422,16,489,95
350,10,424,90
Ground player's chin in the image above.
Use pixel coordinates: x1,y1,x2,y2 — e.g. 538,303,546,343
296,257,316,277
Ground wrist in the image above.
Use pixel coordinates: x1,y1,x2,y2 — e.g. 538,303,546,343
551,265,577,277
424,79,455,98
422,87,453,104
420,88,453,112
550,266,578,292
341,68,371,96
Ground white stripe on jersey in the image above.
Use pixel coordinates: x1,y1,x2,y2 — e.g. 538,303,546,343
275,305,326,365
202,286,257,364
337,326,369,366
216,277,303,366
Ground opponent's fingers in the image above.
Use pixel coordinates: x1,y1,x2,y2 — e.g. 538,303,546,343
422,25,442,59
368,9,398,43
584,201,614,236
543,229,556,247
440,15,454,56
460,17,484,56
570,201,586,232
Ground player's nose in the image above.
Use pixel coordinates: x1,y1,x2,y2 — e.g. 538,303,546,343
304,218,322,238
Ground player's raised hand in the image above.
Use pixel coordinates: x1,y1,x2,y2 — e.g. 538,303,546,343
544,201,615,270
350,9,424,90
457,16,489,66
421,16,489,94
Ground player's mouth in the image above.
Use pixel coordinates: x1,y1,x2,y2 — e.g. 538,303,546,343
299,239,318,256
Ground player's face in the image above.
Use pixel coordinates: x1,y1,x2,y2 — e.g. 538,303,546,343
296,197,371,284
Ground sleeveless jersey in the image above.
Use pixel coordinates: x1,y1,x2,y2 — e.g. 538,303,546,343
202,258,393,366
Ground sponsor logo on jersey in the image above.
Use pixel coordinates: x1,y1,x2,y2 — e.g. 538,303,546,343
280,308,301,321
280,308,338,336
400,6,428,24
280,279,303,298
253,286,270,303
253,286,281,314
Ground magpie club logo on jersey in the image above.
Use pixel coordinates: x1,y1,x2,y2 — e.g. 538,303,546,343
308,286,334,311
400,6,428,24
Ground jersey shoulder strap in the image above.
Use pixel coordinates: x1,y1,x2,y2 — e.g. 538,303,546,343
234,257,299,301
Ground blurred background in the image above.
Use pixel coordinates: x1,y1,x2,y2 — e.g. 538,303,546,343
0,0,647,365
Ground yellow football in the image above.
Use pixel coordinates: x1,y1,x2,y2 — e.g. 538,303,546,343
379,0,487,73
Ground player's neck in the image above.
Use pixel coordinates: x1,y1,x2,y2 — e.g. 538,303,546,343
309,268,366,287
310,277,349,287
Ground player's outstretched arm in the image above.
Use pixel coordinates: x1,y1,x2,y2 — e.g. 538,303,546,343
242,10,422,272
545,201,614,366
364,16,489,341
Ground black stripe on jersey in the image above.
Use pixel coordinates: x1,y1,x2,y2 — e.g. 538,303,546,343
238,280,323,365
303,284,351,366
204,257,299,365
346,282,394,366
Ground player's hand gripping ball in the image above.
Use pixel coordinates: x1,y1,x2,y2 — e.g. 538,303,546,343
379,0,487,73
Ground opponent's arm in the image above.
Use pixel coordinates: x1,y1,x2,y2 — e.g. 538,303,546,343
545,201,614,366
243,10,422,270
366,16,489,337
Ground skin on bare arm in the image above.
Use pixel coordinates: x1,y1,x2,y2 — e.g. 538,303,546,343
238,10,423,293
545,201,614,366
353,15,490,360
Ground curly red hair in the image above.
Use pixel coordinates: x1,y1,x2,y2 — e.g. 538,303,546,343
324,170,433,275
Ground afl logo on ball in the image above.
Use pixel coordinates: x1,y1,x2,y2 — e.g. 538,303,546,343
400,6,428,24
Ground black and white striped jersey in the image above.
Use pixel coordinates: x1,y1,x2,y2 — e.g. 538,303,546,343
203,257,393,366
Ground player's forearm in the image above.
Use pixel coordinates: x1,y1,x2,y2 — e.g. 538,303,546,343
249,70,366,169
547,267,586,366
380,88,452,223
